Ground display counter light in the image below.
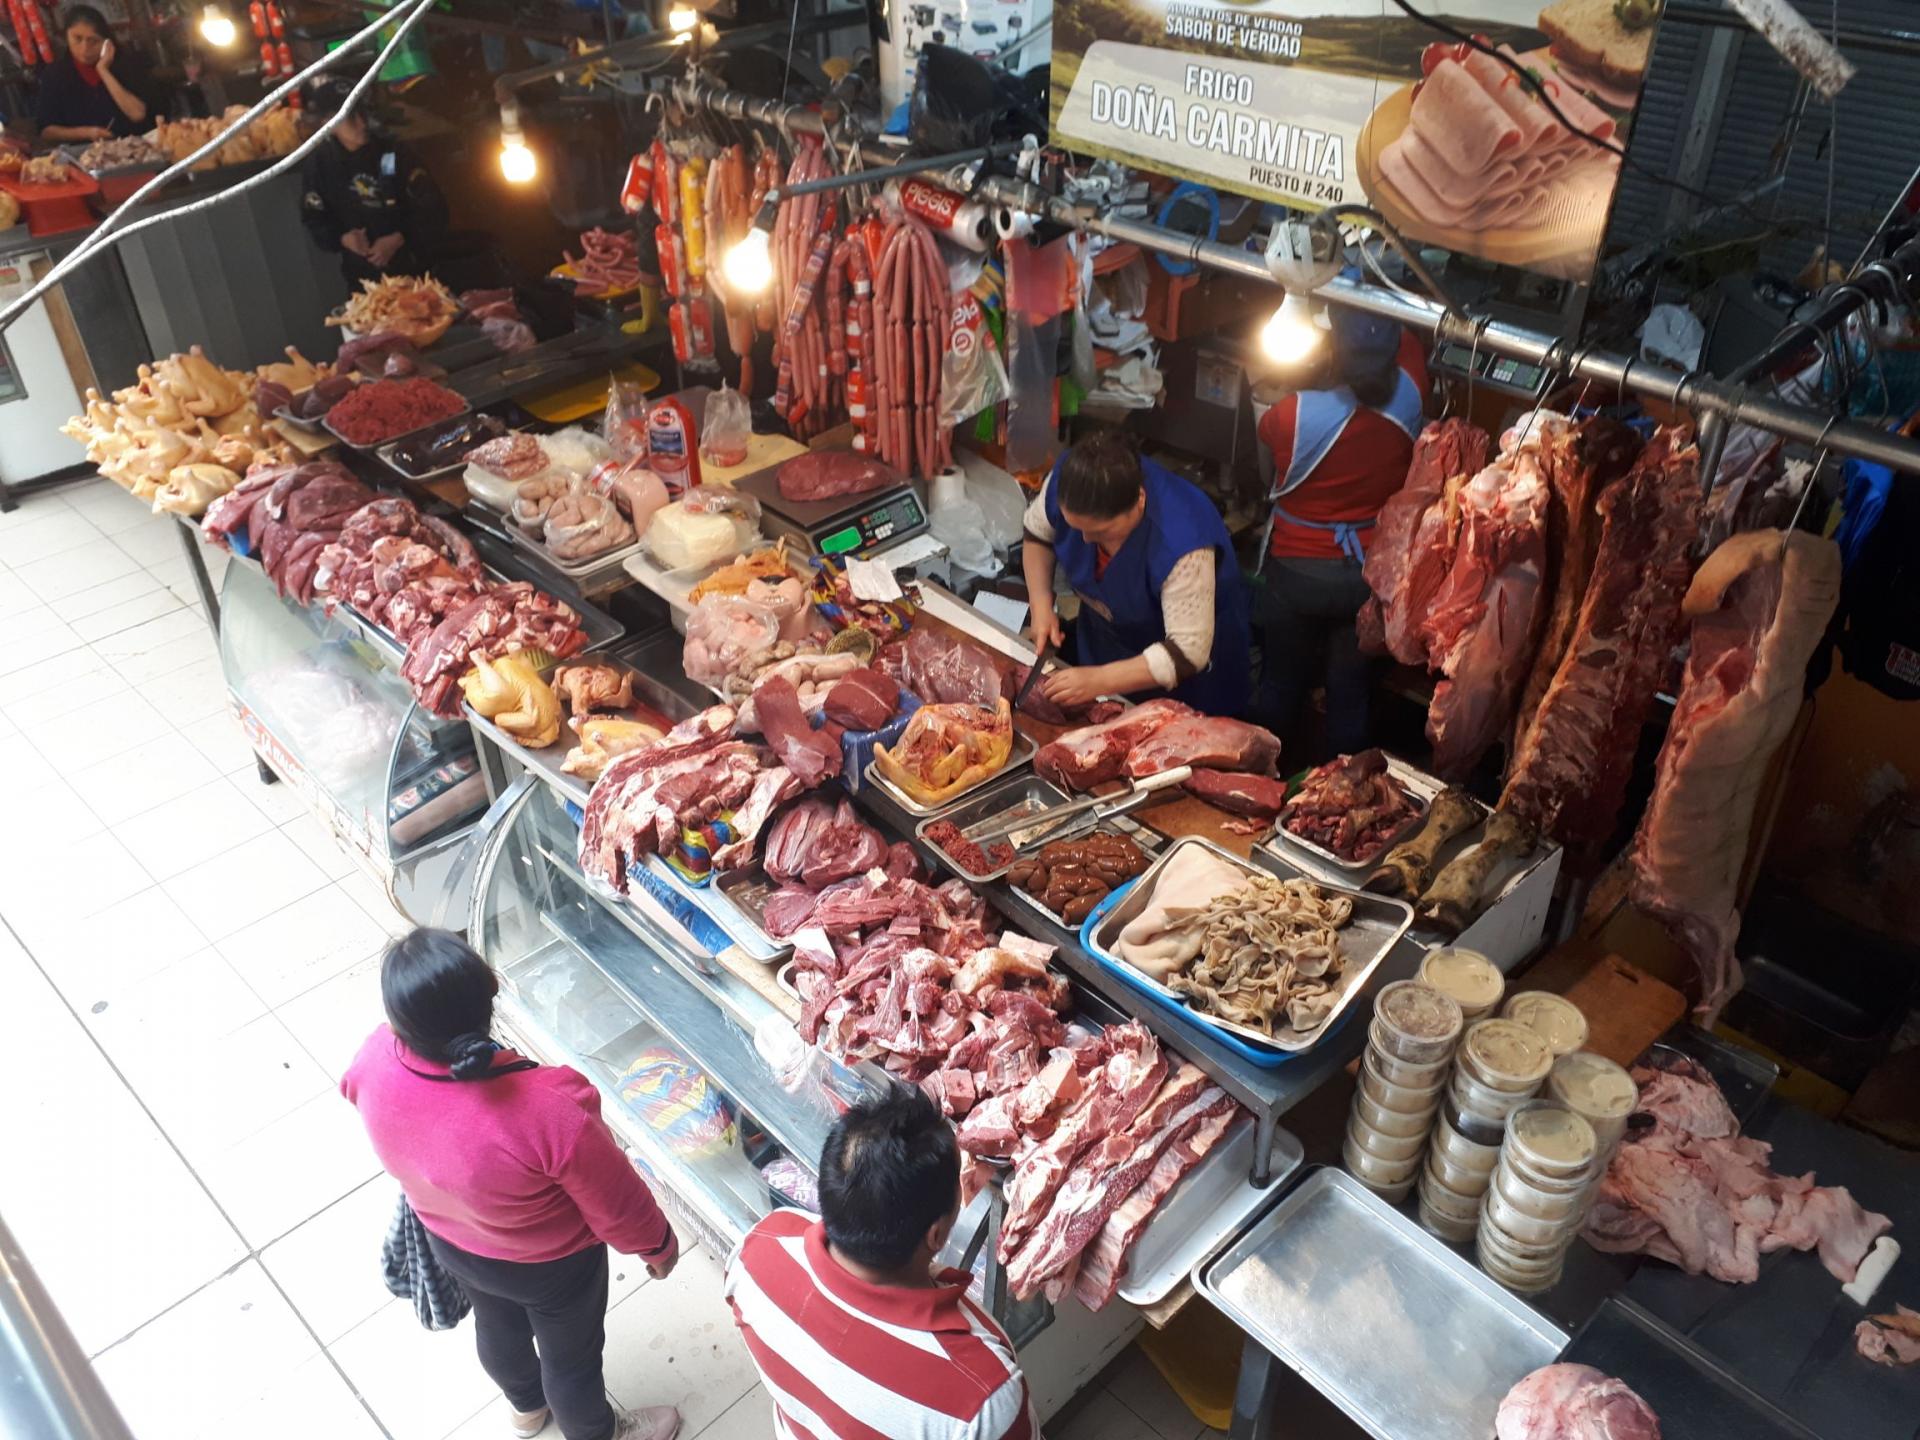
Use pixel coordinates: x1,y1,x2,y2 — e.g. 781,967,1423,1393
199,4,238,46
498,102,537,184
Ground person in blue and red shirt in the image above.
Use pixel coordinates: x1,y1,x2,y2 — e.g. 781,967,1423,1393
1254,305,1427,757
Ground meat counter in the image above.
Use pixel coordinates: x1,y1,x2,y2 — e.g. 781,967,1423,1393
213,530,622,928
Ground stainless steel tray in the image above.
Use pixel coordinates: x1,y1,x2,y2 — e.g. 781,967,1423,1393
1117,1115,1304,1307
1195,1168,1567,1440
912,772,1075,883
1006,819,1165,929
503,518,646,583
1271,752,1439,875
1091,836,1414,1054
863,729,1037,818
323,397,471,453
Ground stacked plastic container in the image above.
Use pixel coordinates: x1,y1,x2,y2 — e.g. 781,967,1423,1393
1416,947,1505,1023
1419,1017,1554,1241
1546,1050,1638,1211
1345,981,1464,1203
1502,991,1591,1059
1477,1099,1600,1293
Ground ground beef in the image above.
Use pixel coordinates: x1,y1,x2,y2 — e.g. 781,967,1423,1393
924,818,1014,876
326,377,466,446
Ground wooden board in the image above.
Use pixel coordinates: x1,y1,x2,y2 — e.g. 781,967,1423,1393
1522,945,1688,1067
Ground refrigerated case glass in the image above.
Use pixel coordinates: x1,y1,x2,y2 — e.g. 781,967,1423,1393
471,777,876,1254
217,555,486,924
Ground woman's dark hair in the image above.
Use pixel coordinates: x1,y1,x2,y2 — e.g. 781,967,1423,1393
1056,431,1144,520
381,928,502,1080
1342,357,1400,409
818,1086,960,1270
61,4,110,35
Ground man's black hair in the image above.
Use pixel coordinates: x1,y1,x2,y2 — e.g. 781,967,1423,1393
61,4,110,35
1056,430,1144,520
818,1086,960,1271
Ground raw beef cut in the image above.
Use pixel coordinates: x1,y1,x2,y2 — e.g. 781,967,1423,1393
1361,417,1491,664
894,625,1006,708
775,450,897,503
1500,425,1702,861
1512,417,1643,759
749,675,842,787
1034,699,1194,790
761,798,887,890
1123,715,1281,779
1182,768,1289,819
820,667,899,731
1008,667,1126,727
1583,1056,1891,1285
1629,530,1841,1019
1495,1364,1660,1440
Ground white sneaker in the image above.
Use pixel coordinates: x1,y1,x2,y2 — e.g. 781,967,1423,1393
611,1406,682,1440
509,1406,549,1438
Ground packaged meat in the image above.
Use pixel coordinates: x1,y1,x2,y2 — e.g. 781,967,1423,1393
510,471,578,537
602,377,650,464
464,432,554,509
588,458,671,534
745,575,812,644
682,594,782,686
544,490,635,562
643,487,761,570
391,413,508,477
646,395,701,494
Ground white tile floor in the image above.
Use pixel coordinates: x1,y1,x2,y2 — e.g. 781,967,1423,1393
0,477,1216,1440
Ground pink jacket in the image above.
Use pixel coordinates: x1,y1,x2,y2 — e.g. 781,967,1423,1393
342,1025,676,1266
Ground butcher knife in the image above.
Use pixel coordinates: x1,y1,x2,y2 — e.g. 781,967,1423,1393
1010,637,1055,713
964,764,1194,849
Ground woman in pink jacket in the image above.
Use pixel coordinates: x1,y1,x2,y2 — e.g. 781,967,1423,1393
344,930,682,1440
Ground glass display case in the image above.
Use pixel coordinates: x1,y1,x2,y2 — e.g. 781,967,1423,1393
467,775,877,1258
218,555,488,926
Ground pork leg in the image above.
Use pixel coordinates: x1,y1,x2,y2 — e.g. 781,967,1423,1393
1416,809,1537,934
1365,786,1483,898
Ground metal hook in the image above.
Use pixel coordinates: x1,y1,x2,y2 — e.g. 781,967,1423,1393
1789,413,1841,534
1465,315,1488,417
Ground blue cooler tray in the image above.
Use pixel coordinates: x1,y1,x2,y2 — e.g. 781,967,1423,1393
1076,881,1348,1069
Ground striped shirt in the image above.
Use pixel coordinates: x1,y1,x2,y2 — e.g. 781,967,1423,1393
724,1209,1038,1440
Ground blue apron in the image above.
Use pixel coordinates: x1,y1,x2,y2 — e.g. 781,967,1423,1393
1046,456,1251,716
1271,371,1424,564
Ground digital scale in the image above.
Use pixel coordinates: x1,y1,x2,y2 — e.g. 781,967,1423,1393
1431,343,1555,400
729,457,930,559
1427,266,1590,403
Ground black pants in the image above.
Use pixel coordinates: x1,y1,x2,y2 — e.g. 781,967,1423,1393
427,1234,615,1440
1253,556,1376,761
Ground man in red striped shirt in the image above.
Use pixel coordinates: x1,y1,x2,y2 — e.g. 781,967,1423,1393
723,1089,1039,1440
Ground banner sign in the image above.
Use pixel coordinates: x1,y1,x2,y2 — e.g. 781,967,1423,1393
1050,0,1665,282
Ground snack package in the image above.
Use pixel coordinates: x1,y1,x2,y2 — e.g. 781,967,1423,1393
682,593,782,686
701,384,752,470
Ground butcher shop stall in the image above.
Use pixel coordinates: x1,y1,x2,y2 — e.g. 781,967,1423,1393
14,1,1920,1438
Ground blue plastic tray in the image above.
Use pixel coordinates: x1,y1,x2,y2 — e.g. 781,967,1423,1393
1077,880,1346,1069
829,690,921,795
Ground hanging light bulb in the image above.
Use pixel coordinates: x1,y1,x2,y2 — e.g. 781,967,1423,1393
1260,291,1322,365
667,4,699,32
722,225,774,295
498,101,537,184
199,4,238,46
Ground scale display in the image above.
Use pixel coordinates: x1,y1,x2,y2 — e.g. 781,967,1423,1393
1432,342,1553,400
816,490,927,556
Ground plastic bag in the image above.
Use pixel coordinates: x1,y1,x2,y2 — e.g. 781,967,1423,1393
939,289,1010,429
682,594,782,686
745,574,813,644
589,457,670,532
927,469,999,577
512,471,579,536
701,384,752,470
643,486,763,570
602,376,651,464
540,425,614,479
544,490,635,561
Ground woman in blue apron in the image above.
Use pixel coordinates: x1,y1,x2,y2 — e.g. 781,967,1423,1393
1021,432,1251,715
1254,306,1426,757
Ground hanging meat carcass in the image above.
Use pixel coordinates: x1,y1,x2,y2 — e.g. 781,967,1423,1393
1629,529,1842,1019
1360,416,1491,664
1500,425,1702,861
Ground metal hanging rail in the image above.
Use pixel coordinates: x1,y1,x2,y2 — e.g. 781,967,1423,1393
668,77,1920,477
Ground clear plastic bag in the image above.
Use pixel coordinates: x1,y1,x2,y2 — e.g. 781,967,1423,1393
544,490,635,561
938,289,1010,429
682,593,782,686
512,471,579,536
540,425,614,479
643,486,763,570
589,457,670,532
602,376,651,464
701,384,752,470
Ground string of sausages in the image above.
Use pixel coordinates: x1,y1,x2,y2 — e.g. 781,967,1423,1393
771,139,842,441
871,216,953,478
703,142,757,394
824,231,877,455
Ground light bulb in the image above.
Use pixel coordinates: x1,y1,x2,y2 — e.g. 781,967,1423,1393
199,4,237,46
668,4,699,32
1261,291,1322,365
722,227,774,295
500,136,537,183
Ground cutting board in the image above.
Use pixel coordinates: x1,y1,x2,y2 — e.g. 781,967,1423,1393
1520,947,1689,1067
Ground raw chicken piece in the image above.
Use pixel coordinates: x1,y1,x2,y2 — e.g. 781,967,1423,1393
1856,1305,1920,1366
